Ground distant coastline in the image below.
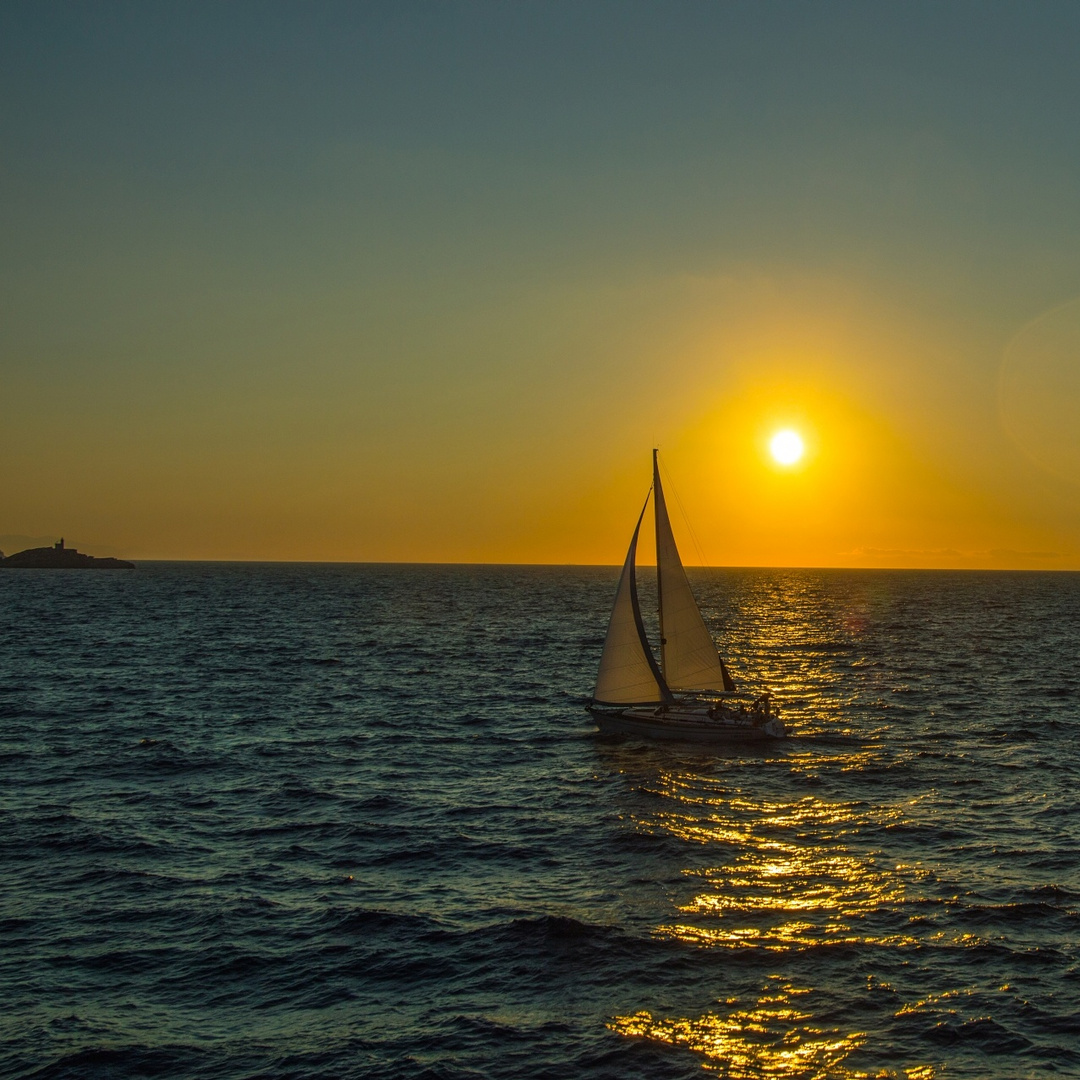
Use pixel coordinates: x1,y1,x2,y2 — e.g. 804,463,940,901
0,538,134,570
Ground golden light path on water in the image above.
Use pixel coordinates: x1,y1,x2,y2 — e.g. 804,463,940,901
660,792,908,949
607,572,943,1077
609,780,931,1077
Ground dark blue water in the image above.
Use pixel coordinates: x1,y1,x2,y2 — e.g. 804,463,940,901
1,564,1078,1079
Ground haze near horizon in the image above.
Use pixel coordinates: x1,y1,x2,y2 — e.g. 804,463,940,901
3,1,1080,569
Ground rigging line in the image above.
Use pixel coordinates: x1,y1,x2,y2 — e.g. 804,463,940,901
658,457,711,573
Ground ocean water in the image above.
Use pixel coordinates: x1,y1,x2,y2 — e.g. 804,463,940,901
1,563,1078,1080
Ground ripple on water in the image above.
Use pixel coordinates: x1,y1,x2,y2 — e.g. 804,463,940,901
0,564,1078,1079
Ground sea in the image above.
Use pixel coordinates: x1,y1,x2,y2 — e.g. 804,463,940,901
1,563,1078,1080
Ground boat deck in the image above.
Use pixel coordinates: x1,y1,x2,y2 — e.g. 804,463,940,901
589,704,786,741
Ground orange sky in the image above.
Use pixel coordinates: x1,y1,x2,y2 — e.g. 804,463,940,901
3,5,1080,567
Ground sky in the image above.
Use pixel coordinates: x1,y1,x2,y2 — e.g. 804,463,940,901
2,0,1080,567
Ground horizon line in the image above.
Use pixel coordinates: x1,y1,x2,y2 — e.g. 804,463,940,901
68,558,1080,573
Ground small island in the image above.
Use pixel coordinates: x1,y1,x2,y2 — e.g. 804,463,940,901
0,537,134,569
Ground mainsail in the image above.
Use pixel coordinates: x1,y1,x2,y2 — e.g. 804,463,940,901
593,495,673,705
652,450,733,693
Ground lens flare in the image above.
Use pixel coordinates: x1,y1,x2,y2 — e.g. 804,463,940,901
770,429,804,466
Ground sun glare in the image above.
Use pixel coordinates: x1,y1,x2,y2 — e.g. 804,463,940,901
770,429,804,466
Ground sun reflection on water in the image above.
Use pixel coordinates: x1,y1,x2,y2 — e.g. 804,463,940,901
603,572,951,1075
611,1000,936,1078
640,783,910,950
612,977,940,1077
608,765,935,1076
688,569,906,738
611,981,869,1077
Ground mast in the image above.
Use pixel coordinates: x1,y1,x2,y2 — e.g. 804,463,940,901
652,451,733,694
653,448,667,678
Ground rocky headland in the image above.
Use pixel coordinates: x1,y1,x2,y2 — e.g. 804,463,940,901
0,538,134,569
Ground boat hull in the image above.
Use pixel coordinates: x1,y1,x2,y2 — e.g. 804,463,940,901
589,705,786,741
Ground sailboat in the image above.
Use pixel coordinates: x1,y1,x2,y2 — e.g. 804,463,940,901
587,451,786,740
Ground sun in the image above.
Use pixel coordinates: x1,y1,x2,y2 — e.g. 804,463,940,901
770,429,804,466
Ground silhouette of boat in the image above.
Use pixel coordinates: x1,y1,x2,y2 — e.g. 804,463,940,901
587,452,784,740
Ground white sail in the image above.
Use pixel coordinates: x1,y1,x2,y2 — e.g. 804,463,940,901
653,451,731,693
594,496,672,705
